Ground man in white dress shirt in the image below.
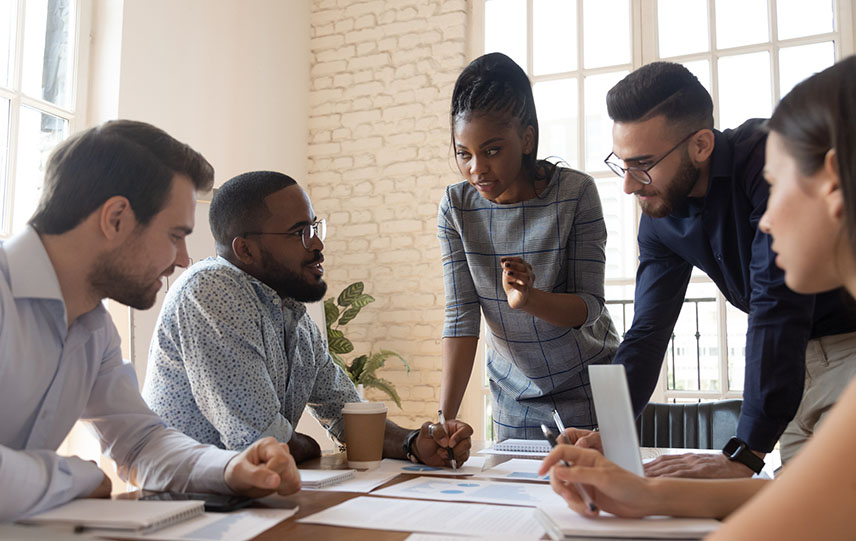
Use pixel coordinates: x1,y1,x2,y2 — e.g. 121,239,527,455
0,120,300,521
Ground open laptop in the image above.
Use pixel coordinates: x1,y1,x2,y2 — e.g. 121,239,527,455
588,364,645,476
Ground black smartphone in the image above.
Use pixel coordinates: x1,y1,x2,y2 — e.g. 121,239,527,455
141,491,254,512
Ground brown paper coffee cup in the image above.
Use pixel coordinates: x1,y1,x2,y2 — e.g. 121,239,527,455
342,401,387,469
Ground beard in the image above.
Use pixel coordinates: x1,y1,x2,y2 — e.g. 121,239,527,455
257,246,327,302
638,152,701,218
89,247,169,310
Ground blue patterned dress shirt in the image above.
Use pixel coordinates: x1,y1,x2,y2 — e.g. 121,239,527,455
143,256,361,450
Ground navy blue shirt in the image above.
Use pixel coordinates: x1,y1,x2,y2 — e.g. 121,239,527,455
616,118,856,452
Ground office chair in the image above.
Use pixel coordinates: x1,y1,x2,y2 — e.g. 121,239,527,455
635,399,742,449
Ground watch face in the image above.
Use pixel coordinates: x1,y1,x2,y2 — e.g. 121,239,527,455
723,437,745,458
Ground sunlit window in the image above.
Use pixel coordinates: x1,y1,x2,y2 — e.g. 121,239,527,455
0,0,80,236
475,0,850,428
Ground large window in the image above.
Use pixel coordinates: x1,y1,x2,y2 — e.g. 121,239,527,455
1,0,87,236
474,0,852,438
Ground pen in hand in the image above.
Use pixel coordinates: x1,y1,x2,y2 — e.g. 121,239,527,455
437,410,457,470
551,408,568,444
541,423,597,512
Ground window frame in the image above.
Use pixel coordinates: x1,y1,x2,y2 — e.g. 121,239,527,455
0,0,91,238
468,0,855,435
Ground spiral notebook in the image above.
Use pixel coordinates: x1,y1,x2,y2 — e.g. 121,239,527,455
19,499,204,533
481,438,551,456
299,469,356,488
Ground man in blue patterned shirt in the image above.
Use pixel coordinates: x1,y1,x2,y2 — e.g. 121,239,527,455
143,171,472,465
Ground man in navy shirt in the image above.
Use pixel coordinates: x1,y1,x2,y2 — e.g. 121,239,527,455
579,62,856,478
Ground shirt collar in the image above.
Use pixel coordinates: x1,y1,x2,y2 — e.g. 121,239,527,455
4,225,64,302
214,256,308,317
708,129,731,183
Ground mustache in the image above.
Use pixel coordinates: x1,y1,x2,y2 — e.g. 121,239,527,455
307,251,324,264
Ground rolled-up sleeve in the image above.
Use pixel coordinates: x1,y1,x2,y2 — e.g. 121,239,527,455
567,177,609,327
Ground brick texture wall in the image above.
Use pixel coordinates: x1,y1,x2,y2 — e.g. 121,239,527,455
308,0,469,427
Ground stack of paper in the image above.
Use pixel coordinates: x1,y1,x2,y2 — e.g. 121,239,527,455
536,505,720,539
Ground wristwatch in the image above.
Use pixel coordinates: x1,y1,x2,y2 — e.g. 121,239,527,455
403,429,421,464
722,437,765,474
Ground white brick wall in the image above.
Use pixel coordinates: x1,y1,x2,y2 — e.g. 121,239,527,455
308,0,468,427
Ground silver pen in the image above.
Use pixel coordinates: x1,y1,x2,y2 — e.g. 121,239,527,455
541,423,597,512
551,408,568,443
437,410,457,470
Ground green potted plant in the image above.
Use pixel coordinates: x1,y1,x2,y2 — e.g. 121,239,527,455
325,281,410,408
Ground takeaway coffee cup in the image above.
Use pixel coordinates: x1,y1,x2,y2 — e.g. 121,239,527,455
342,401,387,469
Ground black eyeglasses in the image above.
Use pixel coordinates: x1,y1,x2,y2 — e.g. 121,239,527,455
604,131,697,185
241,218,327,250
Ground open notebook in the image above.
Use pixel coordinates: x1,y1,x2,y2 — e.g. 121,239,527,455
19,499,203,534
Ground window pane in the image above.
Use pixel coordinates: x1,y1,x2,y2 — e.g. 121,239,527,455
667,283,719,392
0,98,8,223
0,0,15,88
658,0,709,58
583,0,630,68
682,59,711,95
485,0,527,72
779,42,835,99
726,302,747,392
598,176,638,281
21,0,76,109
533,78,578,167
533,0,577,75
584,70,627,171
718,52,772,130
715,0,768,49
605,284,636,336
777,0,833,40
13,106,68,232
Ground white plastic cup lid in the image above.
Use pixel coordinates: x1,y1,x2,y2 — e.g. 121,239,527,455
342,401,388,414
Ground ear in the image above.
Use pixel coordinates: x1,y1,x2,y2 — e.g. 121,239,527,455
522,125,535,156
231,235,257,266
689,129,715,164
98,196,135,240
821,148,843,221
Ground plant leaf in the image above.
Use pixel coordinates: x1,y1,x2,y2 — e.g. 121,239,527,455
350,294,375,309
362,349,410,376
361,375,403,409
324,298,339,327
328,334,354,354
337,306,362,326
337,282,364,307
350,354,368,379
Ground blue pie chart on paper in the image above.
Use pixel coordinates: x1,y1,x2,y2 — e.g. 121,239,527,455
441,490,465,494
403,465,442,472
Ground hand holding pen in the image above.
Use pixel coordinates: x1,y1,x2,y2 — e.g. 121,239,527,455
541,423,598,512
438,410,457,470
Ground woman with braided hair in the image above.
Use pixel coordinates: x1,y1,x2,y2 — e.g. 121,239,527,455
437,53,619,440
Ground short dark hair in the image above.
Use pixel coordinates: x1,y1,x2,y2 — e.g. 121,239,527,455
768,55,856,253
606,61,714,132
209,171,297,254
29,120,214,234
450,52,543,181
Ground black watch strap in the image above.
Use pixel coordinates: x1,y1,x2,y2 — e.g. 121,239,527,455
403,429,421,464
722,437,764,474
